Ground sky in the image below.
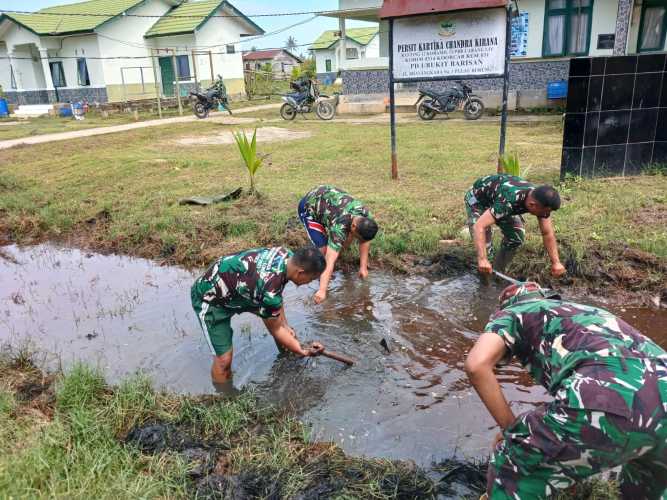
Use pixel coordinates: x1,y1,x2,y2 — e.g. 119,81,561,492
0,0,378,55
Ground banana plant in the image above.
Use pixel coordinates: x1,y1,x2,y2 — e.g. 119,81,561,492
232,128,266,195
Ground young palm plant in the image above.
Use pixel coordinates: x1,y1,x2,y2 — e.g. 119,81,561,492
233,128,266,196
499,151,521,176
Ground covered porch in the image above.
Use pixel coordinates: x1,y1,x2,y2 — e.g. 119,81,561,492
321,0,389,71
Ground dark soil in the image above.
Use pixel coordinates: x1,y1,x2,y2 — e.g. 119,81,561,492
123,419,486,500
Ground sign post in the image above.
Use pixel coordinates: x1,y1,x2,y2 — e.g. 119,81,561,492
497,2,512,171
383,1,511,178
388,18,398,180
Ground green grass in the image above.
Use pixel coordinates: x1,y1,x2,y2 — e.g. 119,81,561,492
0,356,620,499
0,117,665,292
0,356,441,498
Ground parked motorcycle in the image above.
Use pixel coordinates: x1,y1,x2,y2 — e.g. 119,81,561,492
415,81,484,120
190,75,232,119
280,77,337,121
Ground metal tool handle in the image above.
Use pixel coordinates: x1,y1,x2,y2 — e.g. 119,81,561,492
492,269,523,285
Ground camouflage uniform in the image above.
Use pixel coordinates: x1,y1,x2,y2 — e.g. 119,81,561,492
191,247,292,355
298,185,373,252
484,293,667,499
464,175,535,258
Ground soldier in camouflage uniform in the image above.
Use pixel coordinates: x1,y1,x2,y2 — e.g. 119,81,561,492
465,174,565,277
191,246,326,384
465,282,667,499
298,185,379,304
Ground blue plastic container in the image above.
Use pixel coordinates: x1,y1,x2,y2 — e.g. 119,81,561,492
59,105,73,117
0,98,8,117
547,80,568,99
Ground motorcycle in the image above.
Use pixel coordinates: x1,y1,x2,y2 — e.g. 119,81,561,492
189,75,232,119
280,77,337,121
415,81,484,120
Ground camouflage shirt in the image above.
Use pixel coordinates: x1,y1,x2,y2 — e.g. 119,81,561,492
485,297,667,414
466,174,536,221
302,185,373,252
195,247,292,318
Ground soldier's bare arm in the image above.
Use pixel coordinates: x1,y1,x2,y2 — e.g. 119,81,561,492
314,248,340,304
465,332,516,430
263,316,309,356
474,210,496,274
537,217,566,277
358,240,370,279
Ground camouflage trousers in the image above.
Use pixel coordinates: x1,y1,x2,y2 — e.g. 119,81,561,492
488,360,667,500
464,195,525,258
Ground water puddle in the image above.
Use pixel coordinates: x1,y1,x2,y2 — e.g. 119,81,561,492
1,244,665,465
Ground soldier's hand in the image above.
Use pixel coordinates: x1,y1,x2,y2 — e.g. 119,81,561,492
478,259,492,275
551,262,566,278
313,290,327,304
492,431,504,450
306,342,324,357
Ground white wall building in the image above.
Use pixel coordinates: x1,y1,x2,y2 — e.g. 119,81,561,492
310,26,380,78
0,0,263,105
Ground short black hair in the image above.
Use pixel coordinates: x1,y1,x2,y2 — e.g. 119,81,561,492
356,217,378,241
532,185,561,210
292,246,326,275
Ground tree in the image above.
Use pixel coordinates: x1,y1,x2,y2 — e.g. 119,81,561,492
285,36,297,52
250,45,257,52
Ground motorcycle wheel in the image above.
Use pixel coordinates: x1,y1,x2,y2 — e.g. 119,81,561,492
315,100,335,120
280,103,297,121
193,102,209,119
464,98,484,120
417,100,436,120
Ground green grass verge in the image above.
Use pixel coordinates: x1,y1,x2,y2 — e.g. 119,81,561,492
0,118,665,295
0,354,620,499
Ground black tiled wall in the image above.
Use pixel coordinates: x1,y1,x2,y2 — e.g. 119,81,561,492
560,54,667,178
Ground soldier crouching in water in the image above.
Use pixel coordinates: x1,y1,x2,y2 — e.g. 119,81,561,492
466,282,667,499
191,246,326,388
465,174,566,278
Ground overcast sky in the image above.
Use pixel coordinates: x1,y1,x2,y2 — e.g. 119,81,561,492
1,0,377,55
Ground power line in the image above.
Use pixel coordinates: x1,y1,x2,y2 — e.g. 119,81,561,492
94,15,318,51
0,6,373,19
0,32,382,60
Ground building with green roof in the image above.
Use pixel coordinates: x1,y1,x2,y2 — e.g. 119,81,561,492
309,26,380,79
0,0,263,106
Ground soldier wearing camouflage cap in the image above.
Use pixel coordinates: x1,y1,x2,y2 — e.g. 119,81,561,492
466,282,667,499
465,174,566,278
191,246,327,386
298,185,379,304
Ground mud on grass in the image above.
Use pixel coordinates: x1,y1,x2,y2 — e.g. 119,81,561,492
0,352,623,499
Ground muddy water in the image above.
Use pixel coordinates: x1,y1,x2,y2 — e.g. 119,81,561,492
1,244,666,465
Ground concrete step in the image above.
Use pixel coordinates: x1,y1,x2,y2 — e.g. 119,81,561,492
13,104,55,117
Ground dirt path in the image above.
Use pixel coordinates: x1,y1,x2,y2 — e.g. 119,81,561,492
0,103,281,150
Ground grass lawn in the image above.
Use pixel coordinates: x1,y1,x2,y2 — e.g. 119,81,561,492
0,98,281,142
0,116,665,297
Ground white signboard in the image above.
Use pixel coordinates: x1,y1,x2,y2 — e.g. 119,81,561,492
392,8,507,81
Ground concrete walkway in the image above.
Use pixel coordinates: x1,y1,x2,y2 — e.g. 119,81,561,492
0,103,281,150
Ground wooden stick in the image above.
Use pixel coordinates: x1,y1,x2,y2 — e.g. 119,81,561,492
321,349,355,366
